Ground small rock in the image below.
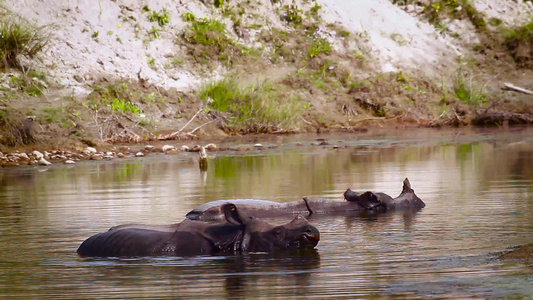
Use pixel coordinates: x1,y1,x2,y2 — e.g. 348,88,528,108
119,146,131,153
103,155,115,160
180,145,190,151
204,143,217,150
162,145,176,153
38,158,51,166
117,152,125,158
332,145,339,149
83,147,97,155
64,160,76,164
296,142,303,146
144,145,155,151
18,153,30,161
106,152,114,156
254,143,265,149
2,161,19,167
191,145,202,152
32,150,44,160
90,154,103,160
135,151,144,157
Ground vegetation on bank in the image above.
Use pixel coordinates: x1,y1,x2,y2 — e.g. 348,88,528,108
199,77,303,133
0,17,50,69
0,1,532,152
503,19,533,67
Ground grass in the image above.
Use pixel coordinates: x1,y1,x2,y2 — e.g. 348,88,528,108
308,37,332,58
10,71,47,96
452,71,487,105
144,6,170,26
503,19,533,65
281,4,303,25
42,107,76,127
148,26,162,39
87,82,143,115
0,111,35,146
185,17,226,46
0,17,49,68
419,0,487,32
108,98,142,114
199,77,303,133
181,16,253,64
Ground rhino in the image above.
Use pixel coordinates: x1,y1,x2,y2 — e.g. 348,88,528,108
77,203,320,257
186,178,425,220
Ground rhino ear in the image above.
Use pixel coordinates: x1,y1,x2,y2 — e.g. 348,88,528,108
360,191,379,204
222,203,250,225
344,189,360,202
402,178,412,193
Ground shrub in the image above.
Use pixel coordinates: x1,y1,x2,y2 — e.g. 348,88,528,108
308,37,332,58
0,17,49,68
88,82,142,115
503,19,533,66
281,4,303,25
144,6,170,26
185,18,226,46
181,17,246,63
422,0,486,32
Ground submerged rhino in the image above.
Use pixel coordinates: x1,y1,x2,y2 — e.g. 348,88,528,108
187,178,424,220
77,203,320,257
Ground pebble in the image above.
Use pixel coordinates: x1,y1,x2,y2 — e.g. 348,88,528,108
162,145,176,153
204,143,217,150
135,151,144,157
64,160,76,164
84,147,97,154
119,146,131,153
32,150,44,160
38,158,51,166
90,154,103,160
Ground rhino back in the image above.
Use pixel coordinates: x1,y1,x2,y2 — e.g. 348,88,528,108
186,199,289,220
77,228,214,257
304,197,364,213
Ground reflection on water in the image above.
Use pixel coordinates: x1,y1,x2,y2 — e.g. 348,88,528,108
0,127,532,299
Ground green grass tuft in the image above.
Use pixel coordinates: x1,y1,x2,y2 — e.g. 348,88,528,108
145,7,171,26
452,72,487,105
0,17,49,68
308,37,332,58
503,19,533,65
200,77,303,133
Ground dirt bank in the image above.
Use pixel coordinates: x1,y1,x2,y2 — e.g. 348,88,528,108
0,0,532,156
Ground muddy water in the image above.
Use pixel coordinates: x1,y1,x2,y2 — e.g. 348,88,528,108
0,128,532,299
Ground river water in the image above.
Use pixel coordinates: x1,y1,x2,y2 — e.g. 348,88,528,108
0,127,532,299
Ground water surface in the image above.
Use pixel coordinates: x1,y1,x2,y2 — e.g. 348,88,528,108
0,127,532,299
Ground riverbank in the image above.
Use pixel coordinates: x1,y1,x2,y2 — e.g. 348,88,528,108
2,125,531,168
1,1,532,155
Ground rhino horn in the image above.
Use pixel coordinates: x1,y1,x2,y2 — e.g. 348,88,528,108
402,178,412,193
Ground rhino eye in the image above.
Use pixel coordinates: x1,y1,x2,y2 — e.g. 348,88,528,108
274,229,282,237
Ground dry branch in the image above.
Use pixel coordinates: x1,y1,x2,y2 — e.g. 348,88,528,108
158,106,208,140
502,83,533,96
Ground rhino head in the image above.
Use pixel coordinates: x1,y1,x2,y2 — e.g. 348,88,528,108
221,203,320,252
